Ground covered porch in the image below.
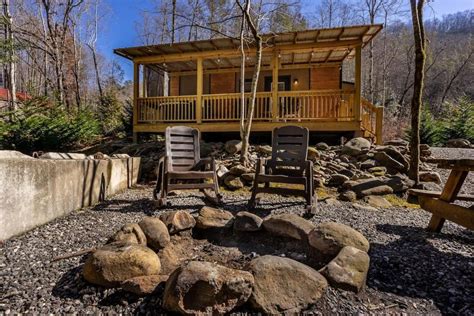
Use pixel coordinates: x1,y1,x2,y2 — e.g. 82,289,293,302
114,25,384,143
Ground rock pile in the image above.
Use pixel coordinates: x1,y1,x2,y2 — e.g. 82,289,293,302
81,137,438,205
82,207,372,314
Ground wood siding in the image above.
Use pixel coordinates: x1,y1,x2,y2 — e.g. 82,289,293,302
310,66,341,90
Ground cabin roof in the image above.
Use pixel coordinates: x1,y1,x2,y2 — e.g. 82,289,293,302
114,24,382,72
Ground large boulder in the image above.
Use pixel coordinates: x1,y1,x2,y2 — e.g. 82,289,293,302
121,274,168,295
158,243,188,277
159,211,196,234
234,211,263,232
163,261,254,315
308,222,369,265
195,206,234,229
262,214,315,242
224,140,242,154
342,138,371,156
138,217,171,251
248,255,328,314
320,246,370,293
379,146,409,171
83,243,161,287
107,223,147,246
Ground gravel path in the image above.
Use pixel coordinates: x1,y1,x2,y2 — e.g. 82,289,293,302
1,183,473,315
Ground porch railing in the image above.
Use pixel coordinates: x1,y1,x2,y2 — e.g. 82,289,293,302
277,90,354,121
202,92,272,121
137,95,197,122
361,98,384,143
136,89,355,123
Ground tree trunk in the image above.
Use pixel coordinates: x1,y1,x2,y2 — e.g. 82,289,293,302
237,0,263,166
408,0,426,185
239,15,245,141
3,0,16,111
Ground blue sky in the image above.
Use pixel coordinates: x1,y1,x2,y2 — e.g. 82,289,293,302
101,0,473,81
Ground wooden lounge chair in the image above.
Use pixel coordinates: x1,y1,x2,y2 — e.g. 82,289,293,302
248,125,317,214
153,126,222,207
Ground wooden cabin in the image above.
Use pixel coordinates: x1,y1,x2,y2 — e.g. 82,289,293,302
114,25,384,144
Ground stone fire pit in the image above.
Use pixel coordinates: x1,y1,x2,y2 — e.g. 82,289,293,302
82,207,370,314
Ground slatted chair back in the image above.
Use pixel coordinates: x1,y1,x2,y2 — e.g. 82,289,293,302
165,126,200,172
269,126,309,176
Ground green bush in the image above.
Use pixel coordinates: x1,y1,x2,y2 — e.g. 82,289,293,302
0,97,100,153
98,93,126,137
405,97,473,146
438,97,474,144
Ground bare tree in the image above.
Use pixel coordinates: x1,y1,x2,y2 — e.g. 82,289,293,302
236,0,263,166
408,0,426,184
2,0,16,111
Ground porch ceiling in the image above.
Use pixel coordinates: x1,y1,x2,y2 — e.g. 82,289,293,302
115,24,382,72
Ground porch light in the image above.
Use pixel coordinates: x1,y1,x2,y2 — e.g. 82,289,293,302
293,78,299,85
217,57,221,63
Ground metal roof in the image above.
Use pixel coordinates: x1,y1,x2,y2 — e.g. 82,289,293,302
115,24,382,72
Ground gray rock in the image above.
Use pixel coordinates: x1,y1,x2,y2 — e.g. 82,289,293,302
83,243,161,287
121,274,167,295
263,214,315,242
342,138,371,156
107,223,147,246
255,145,272,155
138,217,171,251
446,138,472,148
363,195,392,208
308,222,370,265
339,190,357,202
420,171,442,184
224,140,242,154
158,211,196,234
234,211,263,232
195,206,234,229
320,246,370,293
163,261,254,315
249,255,327,314
224,175,244,190
327,174,350,187
374,151,405,172
342,178,394,198
307,147,320,160
229,164,250,176
216,165,229,180
316,142,330,151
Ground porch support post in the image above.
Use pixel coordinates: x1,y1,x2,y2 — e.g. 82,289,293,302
272,51,279,122
196,57,203,124
376,106,384,145
354,44,362,123
133,62,139,143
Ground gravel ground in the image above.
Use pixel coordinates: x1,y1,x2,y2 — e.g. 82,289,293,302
1,147,473,315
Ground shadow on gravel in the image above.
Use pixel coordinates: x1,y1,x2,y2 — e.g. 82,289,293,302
91,198,157,214
369,224,474,314
52,266,92,300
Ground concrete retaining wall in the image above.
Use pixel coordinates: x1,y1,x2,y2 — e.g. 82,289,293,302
0,157,141,240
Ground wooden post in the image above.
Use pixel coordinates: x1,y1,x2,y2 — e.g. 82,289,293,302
376,106,384,145
133,62,139,143
196,57,203,124
354,44,362,123
272,51,279,122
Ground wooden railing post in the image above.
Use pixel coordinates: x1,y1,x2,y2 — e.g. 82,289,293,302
376,106,384,145
354,44,362,123
133,62,139,142
196,57,203,124
271,51,279,122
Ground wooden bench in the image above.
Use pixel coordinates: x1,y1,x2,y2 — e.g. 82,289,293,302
412,158,474,232
408,189,474,202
